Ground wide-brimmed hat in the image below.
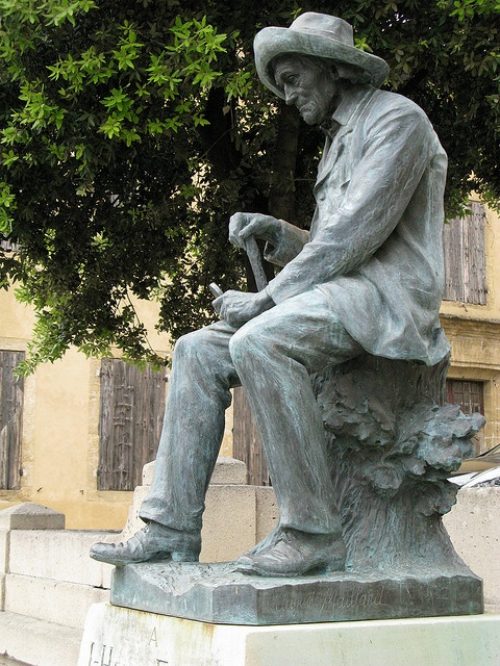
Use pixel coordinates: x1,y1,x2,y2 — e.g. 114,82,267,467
254,12,389,97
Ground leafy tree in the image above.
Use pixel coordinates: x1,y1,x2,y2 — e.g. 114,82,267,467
0,0,498,373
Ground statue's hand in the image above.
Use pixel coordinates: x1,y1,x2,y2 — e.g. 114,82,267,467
213,289,274,328
229,212,281,250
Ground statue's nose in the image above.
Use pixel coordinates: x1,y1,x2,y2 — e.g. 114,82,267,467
284,86,297,106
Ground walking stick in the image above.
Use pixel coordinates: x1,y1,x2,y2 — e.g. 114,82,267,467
209,235,268,300
243,236,268,291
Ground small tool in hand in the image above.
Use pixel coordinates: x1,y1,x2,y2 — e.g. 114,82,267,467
209,282,224,316
209,282,223,299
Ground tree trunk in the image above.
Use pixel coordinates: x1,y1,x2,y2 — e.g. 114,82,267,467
315,354,483,573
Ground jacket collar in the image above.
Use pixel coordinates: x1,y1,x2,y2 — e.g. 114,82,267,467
321,84,375,137
315,85,376,191
334,84,373,124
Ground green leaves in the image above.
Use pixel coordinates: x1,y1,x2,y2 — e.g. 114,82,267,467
0,0,498,374
45,0,98,27
0,182,16,235
437,0,500,21
112,22,144,70
0,5,241,372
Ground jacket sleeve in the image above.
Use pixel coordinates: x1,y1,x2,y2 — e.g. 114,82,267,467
263,219,310,267
266,102,432,304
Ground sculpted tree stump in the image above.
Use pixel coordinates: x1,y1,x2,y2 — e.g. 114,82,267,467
314,354,484,575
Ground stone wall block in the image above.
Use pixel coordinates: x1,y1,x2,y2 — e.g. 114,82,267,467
9,529,114,588
255,486,279,543
4,573,109,629
444,487,500,611
201,485,256,562
0,502,65,530
210,457,248,485
142,460,156,485
142,456,248,487
0,528,9,574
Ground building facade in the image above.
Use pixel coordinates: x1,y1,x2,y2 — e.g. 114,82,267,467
0,201,499,527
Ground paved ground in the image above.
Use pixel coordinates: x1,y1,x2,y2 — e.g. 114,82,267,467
0,658,29,665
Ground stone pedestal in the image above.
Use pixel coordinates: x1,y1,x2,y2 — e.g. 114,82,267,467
78,602,500,666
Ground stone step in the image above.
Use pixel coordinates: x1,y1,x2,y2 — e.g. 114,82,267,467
7,529,115,588
4,573,109,630
0,611,81,666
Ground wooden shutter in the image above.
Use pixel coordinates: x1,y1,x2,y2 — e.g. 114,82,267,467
98,359,166,491
232,387,271,486
446,379,485,454
446,379,484,415
443,202,487,304
0,350,24,489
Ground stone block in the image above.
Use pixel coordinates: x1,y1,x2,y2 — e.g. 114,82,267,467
122,484,257,562
111,561,483,625
0,502,65,530
444,488,500,611
120,484,148,538
4,573,109,629
201,485,256,562
142,460,156,485
142,456,247,487
0,529,9,574
210,457,247,485
8,529,115,588
0,610,82,666
79,602,500,666
255,486,278,542
0,574,4,611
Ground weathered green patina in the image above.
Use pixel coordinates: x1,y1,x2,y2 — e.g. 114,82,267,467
91,13,483,620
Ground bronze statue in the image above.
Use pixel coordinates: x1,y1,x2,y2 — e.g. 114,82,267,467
90,13,478,579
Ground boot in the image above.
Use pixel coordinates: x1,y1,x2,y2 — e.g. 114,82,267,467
89,522,201,566
235,527,346,577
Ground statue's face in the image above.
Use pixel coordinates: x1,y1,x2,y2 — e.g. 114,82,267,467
274,55,338,126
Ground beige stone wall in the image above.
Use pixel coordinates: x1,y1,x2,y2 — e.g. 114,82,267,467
0,291,154,528
0,202,499,529
441,201,500,452
0,287,235,528
441,201,500,322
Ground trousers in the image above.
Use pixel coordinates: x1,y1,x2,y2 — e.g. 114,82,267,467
139,287,362,537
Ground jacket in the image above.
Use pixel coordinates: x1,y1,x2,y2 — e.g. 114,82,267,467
265,84,450,366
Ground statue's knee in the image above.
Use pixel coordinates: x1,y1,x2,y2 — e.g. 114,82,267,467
172,329,208,364
229,326,262,368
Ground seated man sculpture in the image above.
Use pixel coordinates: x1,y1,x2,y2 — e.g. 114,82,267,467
91,11,450,577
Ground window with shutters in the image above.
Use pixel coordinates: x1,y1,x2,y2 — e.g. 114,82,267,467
98,359,166,491
0,350,24,490
443,202,487,304
446,379,485,455
446,379,484,416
